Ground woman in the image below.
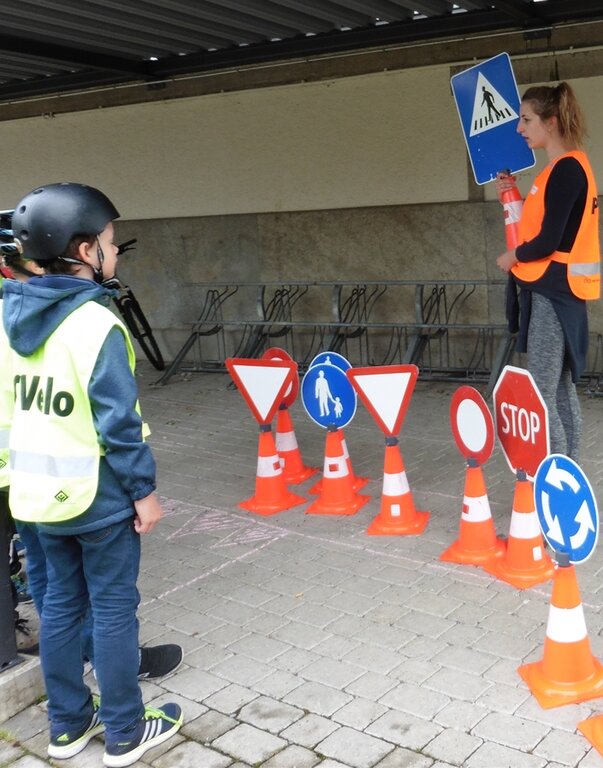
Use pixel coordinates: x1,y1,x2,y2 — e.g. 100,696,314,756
496,82,600,460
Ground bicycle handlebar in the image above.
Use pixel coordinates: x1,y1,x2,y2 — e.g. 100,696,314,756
117,239,137,255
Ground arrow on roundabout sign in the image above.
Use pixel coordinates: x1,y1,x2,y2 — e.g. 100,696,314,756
534,454,599,564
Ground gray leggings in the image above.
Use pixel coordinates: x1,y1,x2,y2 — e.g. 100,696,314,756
527,293,581,460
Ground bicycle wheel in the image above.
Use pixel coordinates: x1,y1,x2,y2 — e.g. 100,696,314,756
114,291,165,371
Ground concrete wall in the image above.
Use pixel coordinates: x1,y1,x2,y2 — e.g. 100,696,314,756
1,51,602,364
1,64,470,215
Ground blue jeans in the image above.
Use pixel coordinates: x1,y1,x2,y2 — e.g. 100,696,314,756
38,519,144,741
13,522,47,617
14,521,94,662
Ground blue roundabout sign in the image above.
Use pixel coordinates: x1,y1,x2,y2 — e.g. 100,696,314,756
534,454,599,565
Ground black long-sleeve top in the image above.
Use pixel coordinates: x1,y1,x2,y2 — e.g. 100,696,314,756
508,156,590,382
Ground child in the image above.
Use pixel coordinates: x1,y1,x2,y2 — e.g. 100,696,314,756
2,182,183,766
1,247,184,673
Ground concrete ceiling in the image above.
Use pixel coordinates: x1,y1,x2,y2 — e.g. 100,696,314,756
1,0,602,103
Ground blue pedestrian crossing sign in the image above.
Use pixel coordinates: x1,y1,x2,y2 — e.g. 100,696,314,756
451,52,535,185
301,361,356,429
534,454,599,565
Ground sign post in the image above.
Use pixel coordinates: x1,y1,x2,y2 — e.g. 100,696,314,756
534,454,599,565
441,386,505,566
519,454,603,710
346,364,429,535
487,365,554,588
451,52,535,184
449,385,495,467
225,357,306,514
301,352,369,515
261,347,317,484
301,361,356,431
492,365,549,481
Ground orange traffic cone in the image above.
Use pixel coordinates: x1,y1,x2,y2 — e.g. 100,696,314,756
440,458,506,566
240,425,306,515
309,429,368,494
518,556,603,708
484,472,554,589
367,437,429,535
275,405,318,484
307,428,370,516
578,715,603,755
341,431,370,492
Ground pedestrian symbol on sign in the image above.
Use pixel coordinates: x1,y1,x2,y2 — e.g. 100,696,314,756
451,52,535,184
314,370,344,419
470,73,517,136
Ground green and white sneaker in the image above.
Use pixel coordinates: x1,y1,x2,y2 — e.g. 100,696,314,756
103,703,183,767
48,694,104,759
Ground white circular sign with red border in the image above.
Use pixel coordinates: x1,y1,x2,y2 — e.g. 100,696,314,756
450,385,494,465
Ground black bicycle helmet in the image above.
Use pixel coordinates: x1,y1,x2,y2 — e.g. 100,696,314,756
11,182,119,263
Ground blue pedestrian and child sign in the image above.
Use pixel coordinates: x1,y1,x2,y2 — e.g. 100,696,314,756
301,352,356,429
451,52,535,184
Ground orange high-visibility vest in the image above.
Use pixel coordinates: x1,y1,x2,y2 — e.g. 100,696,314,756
512,150,600,300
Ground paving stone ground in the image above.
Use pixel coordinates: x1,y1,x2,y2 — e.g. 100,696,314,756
1,365,603,767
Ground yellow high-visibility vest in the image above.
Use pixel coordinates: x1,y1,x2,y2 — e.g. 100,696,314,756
0,299,12,489
8,301,137,523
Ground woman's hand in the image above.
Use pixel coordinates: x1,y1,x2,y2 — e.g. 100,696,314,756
494,172,519,204
497,249,518,273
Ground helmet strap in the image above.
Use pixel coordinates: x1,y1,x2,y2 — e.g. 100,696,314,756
92,238,105,285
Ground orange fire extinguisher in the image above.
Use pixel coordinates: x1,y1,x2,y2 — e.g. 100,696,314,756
499,171,523,249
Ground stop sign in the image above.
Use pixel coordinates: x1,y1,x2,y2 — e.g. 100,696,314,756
492,365,549,479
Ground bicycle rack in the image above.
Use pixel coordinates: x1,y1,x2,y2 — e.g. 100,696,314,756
155,285,237,384
584,333,603,397
156,279,597,392
233,284,308,360
324,283,387,364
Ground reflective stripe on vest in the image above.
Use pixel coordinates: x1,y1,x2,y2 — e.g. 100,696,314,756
512,150,600,300
10,449,96,477
8,301,136,523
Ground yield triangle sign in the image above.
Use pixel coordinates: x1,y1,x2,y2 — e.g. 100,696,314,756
469,72,518,137
226,358,297,425
346,364,418,436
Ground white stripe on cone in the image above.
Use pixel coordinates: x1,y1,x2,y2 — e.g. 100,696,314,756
382,471,410,496
462,494,492,523
324,455,347,479
546,604,588,644
276,430,298,452
509,510,542,539
257,455,282,477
